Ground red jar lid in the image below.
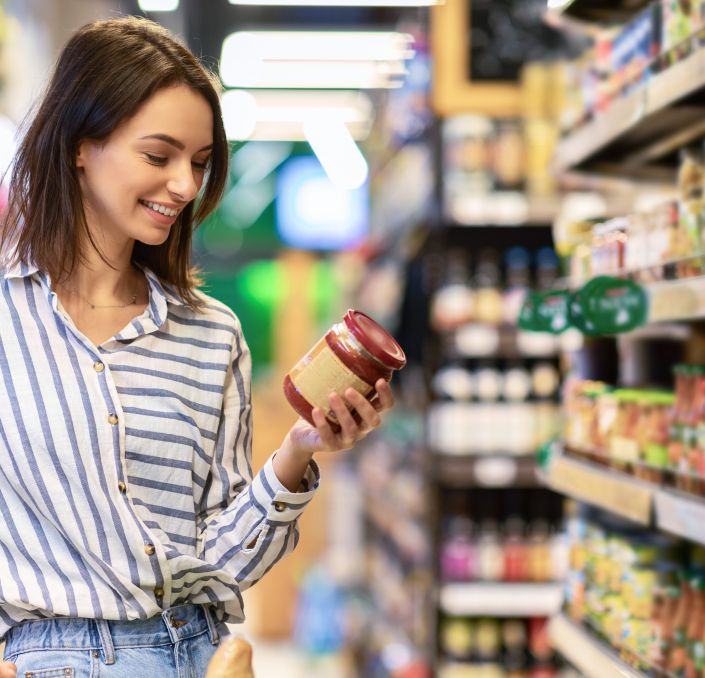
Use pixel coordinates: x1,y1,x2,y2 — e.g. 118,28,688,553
343,309,406,370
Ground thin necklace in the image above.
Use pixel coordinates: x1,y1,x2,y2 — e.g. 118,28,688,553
66,287,138,310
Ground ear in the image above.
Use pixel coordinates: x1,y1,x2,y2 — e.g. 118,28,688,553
76,140,89,169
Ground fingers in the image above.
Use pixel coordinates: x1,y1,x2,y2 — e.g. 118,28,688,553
0,662,16,678
328,392,358,447
311,382,395,453
311,407,339,449
344,388,381,431
374,379,395,411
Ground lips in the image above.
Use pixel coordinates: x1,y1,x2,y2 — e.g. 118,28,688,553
139,199,180,217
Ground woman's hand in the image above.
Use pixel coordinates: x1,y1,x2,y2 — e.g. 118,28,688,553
0,661,16,677
288,379,395,457
273,379,395,491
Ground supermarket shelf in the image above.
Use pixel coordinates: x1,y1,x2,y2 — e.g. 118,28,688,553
443,323,562,359
548,614,646,678
654,488,705,546
546,448,705,546
646,276,705,323
541,454,653,525
436,454,541,488
554,49,705,178
439,582,563,617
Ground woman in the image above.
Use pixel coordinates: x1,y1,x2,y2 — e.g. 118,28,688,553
0,16,393,677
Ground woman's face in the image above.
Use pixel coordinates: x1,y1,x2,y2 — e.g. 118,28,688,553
76,84,214,250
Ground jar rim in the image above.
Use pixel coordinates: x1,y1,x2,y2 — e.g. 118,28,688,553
343,309,406,370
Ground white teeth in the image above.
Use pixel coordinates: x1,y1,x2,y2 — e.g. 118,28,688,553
142,200,178,217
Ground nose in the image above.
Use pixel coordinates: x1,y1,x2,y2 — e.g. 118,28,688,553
166,160,200,203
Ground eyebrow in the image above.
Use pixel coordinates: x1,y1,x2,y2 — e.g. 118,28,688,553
139,133,213,153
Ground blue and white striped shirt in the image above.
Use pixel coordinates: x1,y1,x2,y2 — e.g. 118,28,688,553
0,261,319,639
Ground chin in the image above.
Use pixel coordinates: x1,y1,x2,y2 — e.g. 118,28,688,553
137,231,172,247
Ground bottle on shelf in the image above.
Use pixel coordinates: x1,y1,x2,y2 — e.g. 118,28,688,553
503,246,532,325
503,490,528,583
477,491,505,582
668,570,696,675
430,249,475,332
473,248,504,326
440,492,477,582
534,247,560,292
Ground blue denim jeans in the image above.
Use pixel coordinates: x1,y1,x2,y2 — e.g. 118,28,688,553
2,604,222,678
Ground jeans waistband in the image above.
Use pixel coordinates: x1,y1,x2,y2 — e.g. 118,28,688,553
4,604,220,665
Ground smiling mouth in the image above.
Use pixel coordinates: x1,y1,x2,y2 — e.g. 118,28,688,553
139,200,179,217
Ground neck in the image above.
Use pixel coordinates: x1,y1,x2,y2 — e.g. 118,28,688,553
59,236,143,305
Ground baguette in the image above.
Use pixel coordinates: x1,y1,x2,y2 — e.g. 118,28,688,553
205,636,254,678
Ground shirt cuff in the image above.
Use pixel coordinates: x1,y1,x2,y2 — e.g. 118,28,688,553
251,455,320,523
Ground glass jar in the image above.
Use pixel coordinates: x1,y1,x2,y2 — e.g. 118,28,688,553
283,309,406,430
642,392,675,484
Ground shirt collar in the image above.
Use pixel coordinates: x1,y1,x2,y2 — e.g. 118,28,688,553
2,260,39,280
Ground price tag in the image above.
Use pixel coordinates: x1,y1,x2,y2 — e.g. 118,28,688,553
655,490,705,545
548,456,652,525
455,323,500,356
474,457,518,487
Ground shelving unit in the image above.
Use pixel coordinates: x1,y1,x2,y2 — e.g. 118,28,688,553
554,48,705,180
439,582,564,617
548,614,646,678
541,453,653,525
542,447,705,547
645,275,705,323
436,454,541,488
534,8,705,678
425,221,565,674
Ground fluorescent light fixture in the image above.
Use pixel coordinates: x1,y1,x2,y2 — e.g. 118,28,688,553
546,0,572,8
220,30,413,89
304,116,368,190
230,0,437,4
138,0,179,10
221,89,373,141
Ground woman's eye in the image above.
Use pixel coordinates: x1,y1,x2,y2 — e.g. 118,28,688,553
192,159,210,171
145,153,167,165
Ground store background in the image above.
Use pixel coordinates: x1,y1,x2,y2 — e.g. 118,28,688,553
4,0,705,677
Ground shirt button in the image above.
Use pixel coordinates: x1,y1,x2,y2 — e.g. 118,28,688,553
93,361,105,373
117,481,127,494
144,543,156,556
273,501,287,513
154,586,164,598
107,414,119,425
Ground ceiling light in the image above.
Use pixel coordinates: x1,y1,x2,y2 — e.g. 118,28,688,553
220,30,414,89
138,0,179,10
303,117,368,190
221,89,374,141
229,0,438,4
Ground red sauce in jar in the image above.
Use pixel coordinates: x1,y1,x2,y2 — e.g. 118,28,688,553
283,309,406,430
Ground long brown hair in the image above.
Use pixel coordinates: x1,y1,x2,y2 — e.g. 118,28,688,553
1,16,229,308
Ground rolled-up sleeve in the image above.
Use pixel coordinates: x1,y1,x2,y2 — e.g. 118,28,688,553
195,323,320,591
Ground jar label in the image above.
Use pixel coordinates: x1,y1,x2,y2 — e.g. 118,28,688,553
291,337,374,415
